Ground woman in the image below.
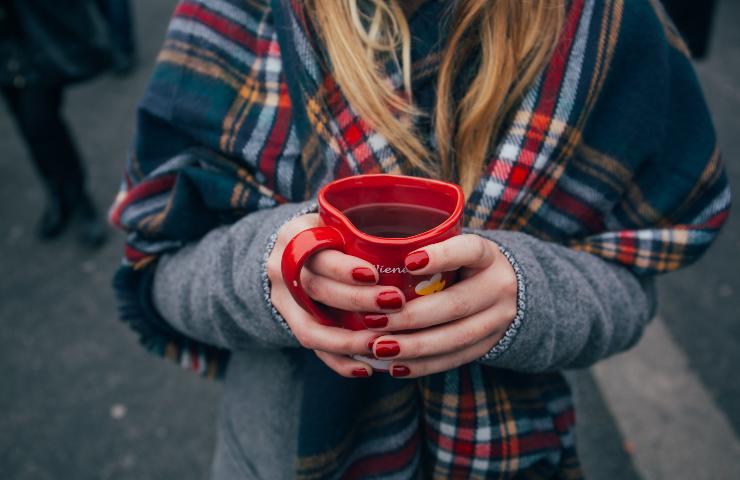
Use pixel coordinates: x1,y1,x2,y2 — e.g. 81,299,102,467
110,0,730,478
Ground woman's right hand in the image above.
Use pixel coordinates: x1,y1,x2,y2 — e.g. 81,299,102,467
265,213,406,378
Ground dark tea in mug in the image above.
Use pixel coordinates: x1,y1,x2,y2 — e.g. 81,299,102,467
343,203,450,238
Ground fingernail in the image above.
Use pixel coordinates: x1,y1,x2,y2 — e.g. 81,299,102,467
405,250,429,271
377,291,403,310
352,368,370,377
367,337,380,351
391,365,411,377
352,267,376,284
375,340,400,358
363,314,389,329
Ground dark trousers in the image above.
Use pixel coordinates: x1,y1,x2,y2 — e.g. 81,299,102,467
96,0,136,57
661,0,717,59
2,84,86,199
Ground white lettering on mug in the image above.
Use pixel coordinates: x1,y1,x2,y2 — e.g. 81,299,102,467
375,265,408,274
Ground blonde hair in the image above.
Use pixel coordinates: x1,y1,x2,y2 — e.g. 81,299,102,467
306,0,565,194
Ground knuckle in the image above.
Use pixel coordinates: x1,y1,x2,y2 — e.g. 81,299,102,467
438,241,452,264
303,275,321,298
272,237,285,255
503,300,518,323
269,288,289,314
349,290,365,310
275,225,289,243
293,329,308,347
279,217,312,243
459,325,479,348
473,235,488,260
293,330,307,347
276,222,296,243
450,355,469,371
392,309,411,330
302,213,320,226
449,291,472,318
477,338,497,358
328,258,345,280
405,341,423,359
266,258,282,284
502,272,518,298
309,250,329,271
295,330,315,350
269,289,282,310
335,336,354,353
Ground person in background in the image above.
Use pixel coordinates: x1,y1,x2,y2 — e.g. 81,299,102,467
0,0,109,247
96,0,137,75
662,0,718,59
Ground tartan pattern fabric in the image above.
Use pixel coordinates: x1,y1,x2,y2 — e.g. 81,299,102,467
109,0,730,478
420,367,581,479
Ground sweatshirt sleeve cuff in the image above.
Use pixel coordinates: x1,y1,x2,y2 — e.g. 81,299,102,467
260,202,319,336
476,241,528,363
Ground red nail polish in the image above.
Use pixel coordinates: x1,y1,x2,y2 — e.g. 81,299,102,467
367,337,379,351
377,291,403,310
375,340,400,358
363,314,389,329
352,267,376,284
351,368,370,377
391,365,411,377
405,251,429,271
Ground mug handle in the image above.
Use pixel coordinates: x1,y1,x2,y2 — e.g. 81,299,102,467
281,226,346,326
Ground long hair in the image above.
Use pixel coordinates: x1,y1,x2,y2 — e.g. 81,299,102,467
306,0,566,194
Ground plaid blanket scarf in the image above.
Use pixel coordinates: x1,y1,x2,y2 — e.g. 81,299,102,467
110,0,730,477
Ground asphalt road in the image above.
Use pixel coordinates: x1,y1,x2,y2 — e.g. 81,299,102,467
1,1,738,479
660,2,740,432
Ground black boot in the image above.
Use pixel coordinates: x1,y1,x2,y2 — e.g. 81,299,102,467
36,187,70,240
70,192,108,248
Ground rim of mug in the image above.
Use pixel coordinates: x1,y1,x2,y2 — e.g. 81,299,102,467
317,174,465,245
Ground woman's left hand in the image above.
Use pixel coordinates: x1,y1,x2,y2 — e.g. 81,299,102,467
366,234,518,378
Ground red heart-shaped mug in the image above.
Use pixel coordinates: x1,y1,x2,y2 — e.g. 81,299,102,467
281,174,464,370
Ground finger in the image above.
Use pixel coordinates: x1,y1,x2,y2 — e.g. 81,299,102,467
274,213,321,251
300,268,405,313
314,350,374,378
371,301,513,361
386,333,500,379
267,213,321,287
305,249,378,285
403,234,496,275
365,265,508,332
271,283,378,355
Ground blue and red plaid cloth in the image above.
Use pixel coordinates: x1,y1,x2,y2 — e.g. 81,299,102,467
110,0,730,477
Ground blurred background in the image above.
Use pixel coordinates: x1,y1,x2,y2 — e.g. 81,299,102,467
0,0,738,478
